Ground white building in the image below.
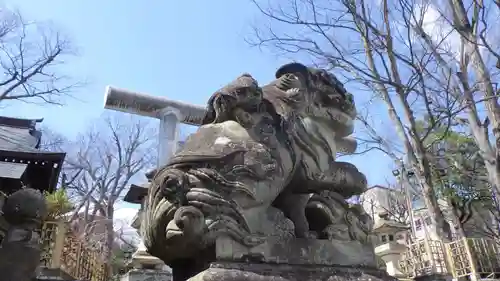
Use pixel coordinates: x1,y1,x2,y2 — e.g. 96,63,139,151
362,185,500,241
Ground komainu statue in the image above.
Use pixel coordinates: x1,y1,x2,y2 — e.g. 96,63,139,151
142,63,395,281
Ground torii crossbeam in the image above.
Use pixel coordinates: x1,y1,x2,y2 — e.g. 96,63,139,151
103,86,206,166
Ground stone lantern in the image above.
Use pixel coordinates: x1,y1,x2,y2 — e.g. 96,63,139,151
372,214,410,277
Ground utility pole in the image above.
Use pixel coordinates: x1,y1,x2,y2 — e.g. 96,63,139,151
393,165,417,238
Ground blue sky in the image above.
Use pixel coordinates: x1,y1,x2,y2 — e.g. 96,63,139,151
2,0,394,215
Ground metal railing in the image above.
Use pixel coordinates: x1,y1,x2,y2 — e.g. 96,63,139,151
40,221,108,281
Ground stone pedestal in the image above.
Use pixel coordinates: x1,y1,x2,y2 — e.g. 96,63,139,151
0,188,47,281
374,242,407,276
414,274,452,281
216,236,377,267
131,242,166,270
121,268,172,281
188,261,397,281
184,237,397,281
122,242,172,281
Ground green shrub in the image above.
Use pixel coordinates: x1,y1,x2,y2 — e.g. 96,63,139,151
44,189,74,220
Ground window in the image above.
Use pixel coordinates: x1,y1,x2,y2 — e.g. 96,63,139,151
396,233,405,240
388,234,394,241
415,219,422,230
381,235,387,242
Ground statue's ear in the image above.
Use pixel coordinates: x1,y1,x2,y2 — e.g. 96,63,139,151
275,62,310,87
201,110,215,125
201,95,217,125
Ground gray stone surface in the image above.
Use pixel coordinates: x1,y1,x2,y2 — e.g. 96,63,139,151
120,269,172,281
215,236,377,267
187,262,398,281
36,267,75,281
139,62,388,281
0,188,47,281
414,274,453,281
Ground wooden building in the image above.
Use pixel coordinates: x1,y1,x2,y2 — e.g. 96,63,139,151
0,116,66,238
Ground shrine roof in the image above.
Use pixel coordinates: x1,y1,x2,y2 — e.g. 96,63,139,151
372,218,409,233
0,116,66,194
124,183,149,204
0,116,43,153
0,116,65,160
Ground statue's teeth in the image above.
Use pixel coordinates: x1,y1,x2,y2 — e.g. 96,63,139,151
286,88,300,94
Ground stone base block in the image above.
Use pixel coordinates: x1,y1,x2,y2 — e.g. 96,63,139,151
187,262,398,281
216,236,377,267
120,268,172,281
414,274,453,281
36,266,75,281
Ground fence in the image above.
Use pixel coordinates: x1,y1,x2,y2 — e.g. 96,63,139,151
445,238,500,279
399,239,448,278
40,221,108,281
399,238,500,280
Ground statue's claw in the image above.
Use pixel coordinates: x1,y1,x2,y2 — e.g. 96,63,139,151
303,231,318,239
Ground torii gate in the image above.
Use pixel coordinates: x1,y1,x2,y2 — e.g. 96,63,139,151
103,86,206,166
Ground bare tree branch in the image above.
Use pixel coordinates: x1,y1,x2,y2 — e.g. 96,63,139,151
249,0,500,240
51,113,156,272
0,8,83,106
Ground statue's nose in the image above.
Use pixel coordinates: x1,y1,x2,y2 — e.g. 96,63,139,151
166,219,181,231
165,219,183,240
171,206,205,238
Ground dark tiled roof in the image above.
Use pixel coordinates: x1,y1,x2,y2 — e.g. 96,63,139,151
124,183,149,204
372,218,409,233
0,116,43,152
0,117,66,193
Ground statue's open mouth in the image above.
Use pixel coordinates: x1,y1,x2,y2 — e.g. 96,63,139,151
279,71,356,139
319,87,356,137
303,92,357,154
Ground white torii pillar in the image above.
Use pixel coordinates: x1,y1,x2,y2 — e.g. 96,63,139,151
103,86,206,270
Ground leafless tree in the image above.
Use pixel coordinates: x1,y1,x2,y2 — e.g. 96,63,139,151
70,212,140,252
39,126,67,151
0,8,81,105
61,114,156,273
360,184,413,225
249,0,499,240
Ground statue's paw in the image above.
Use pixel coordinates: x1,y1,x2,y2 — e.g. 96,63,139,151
305,231,318,239
296,230,318,239
243,235,267,246
322,224,350,241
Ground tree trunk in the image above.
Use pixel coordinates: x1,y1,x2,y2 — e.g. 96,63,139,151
449,0,500,198
358,4,452,239
106,205,115,278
